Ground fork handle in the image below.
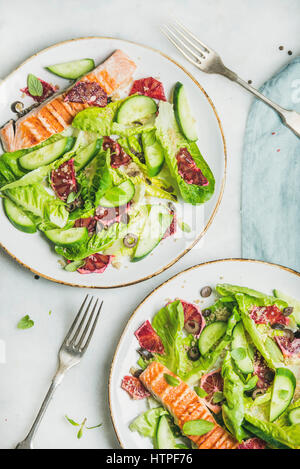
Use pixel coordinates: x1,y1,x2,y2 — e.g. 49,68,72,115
15,370,65,449
221,68,300,138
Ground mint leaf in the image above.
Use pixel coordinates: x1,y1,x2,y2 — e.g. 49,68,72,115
86,423,102,430
65,415,80,426
17,315,34,330
194,386,208,398
212,391,224,404
27,74,43,97
183,419,214,436
163,373,180,387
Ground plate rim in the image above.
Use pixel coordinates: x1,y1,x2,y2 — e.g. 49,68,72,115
108,257,300,448
0,36,227,289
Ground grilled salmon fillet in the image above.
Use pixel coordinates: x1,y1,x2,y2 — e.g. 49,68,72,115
140,361,238,449
0,49,136,152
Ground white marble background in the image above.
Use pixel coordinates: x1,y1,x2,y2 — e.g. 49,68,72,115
0,0,299,449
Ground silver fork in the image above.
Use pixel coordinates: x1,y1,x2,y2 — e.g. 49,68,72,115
162,21,300,138
15,295,103,449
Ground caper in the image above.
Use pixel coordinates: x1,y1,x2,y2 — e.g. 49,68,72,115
123,233,138,248
187,346,200,361
271,323,285,330
265,369,275,382
200,286,212,298
11,101,24,113
283,306,294,317
185,320,201,335
137,348,153,361
202,309,211,317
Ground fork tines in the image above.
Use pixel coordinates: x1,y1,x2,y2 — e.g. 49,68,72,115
64,295,103,352
161,21,211,68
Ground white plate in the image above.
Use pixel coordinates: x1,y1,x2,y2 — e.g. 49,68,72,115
0,37,226,288
109,258,300,448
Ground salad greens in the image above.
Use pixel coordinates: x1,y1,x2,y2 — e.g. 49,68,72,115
128,284,300,449
1,81,215,274
17,315,34,330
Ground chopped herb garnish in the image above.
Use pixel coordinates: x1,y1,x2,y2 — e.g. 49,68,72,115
164,373,180,387
179,221,191,233
183,419,214,436
27,74,43,97
65,415,102,439
212,391,224,404
194,386,208,398
17,315,34,330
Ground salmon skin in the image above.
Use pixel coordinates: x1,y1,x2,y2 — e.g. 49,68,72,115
140,361,238,449
0,49,136,152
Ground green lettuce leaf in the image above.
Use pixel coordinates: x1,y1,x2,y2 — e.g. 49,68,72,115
72,101,123,135
55,222,126,260
152,301,185,375
155,102,215,204
4,184,68,228
222,351,247,442
129,407,168,438
90,150,113,206
244,412,300,449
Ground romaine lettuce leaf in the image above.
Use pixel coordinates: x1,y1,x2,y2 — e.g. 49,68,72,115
89,150,113,206
222,351,247,442
72,101,123,135
244,412,300,449
129,407,168,438
155,102,215,205
55,222,126,260
4,184,68,228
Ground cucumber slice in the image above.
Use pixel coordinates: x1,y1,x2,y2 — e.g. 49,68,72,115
155,415,177,449
264,337,284,364
173,82,198,141
288,407,300,425
232,322,254,374
115,95,157,125
141,131,164,177
98,180,135,208
132,205,173,262
198,321,227,356
3,198,36,233
74,138,102,172
44,227,88,246
19,137,75,171
273,289,300,326
46,58,95,79
270,368,296,422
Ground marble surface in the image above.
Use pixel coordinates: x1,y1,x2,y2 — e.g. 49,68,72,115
0,0,299,449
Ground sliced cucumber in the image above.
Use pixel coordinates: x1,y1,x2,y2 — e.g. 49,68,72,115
74,138,102,172
46,58,95,79
155,415,177,449
232,322,254,374
98,180,135,208
288,407,300,425
3,198,36,233
142,131,164,177
270,368,296,422
132,205,173,262
19,137,75,171
44,227,88,246
173,82,198,142
264,337,284,365
274,289,300,326
115,95,157,125
198,321,227,356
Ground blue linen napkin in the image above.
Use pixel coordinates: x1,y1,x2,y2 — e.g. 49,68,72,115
242,57,300,272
